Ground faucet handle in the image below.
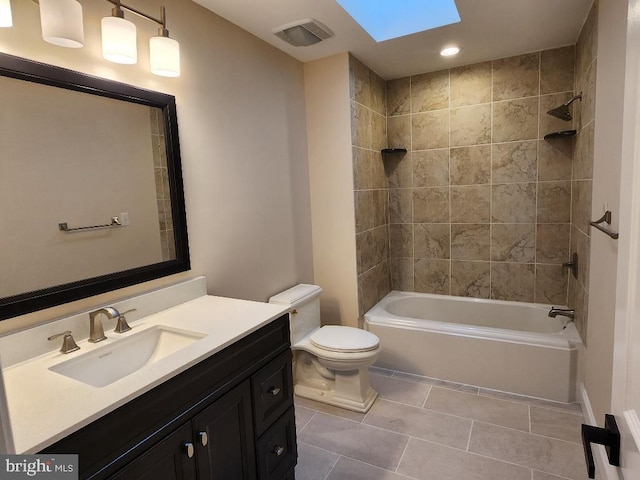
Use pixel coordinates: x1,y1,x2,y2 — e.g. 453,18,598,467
114,308,137,333
48,331,80,354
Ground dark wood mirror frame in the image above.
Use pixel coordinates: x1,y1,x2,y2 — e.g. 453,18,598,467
0,52,190,320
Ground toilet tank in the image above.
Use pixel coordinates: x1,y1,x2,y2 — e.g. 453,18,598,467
269,284,322,345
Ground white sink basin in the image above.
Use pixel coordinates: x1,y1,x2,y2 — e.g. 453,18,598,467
49,326,207,387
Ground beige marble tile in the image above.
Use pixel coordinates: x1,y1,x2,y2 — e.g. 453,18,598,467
451,261,491,298
535,264,568,305
391,257,414,291
450,104,491,147
370,70,386,115
371,151,388,189
372,189,388,227
387,115,411,150
369,373,431,407
371,111,387,151
299,413,409,470
350,55,371,106
572,226,591,290
398,437,531,480
295,407,316,434
530,406,583,444
469,422,587,479
451,185,491,223
352,102,371,148
355,191,374,233
540,92,575,139
491,224,535,262
537,181,571,223
356,230,376,274
390,188,412,224
296,442,339,480
412,110,449,150
390,224,413,258
385,151,412,188
424,387,530,431
295,396,367,422
413,149,449,187
539,138,573,181
491,262,535,302
414,259,450,294
353,147,373,190
541,46,576,95
411,70,449,112
327,457,407,480
387,77,410,116
581,61,597,129
450,61,492,107
492,183,537,223
574,121,594,180
571,179,593,234
364,399,471,449
374,225,389,264
493,52,540,101
451,224,490,261
414,223,450,259
576,1,598,83
450,145,491,185
536,224,571,264
413,187,450,223
492,141,537,183
359,273,378,316
149,107,161,135
492,97,539,143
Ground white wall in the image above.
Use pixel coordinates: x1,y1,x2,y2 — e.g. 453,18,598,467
0,0,313,334
304,54,360,327
585,0,627,422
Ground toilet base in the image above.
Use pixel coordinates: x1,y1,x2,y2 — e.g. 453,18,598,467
294,383,378,413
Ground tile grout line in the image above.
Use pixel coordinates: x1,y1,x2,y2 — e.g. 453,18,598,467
321,454,341,480
393,435,412,475
296,410,317,435
466,420,474,452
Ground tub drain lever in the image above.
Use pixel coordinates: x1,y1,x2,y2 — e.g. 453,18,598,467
581,414,620,478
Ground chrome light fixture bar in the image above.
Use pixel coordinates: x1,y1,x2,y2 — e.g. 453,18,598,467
7,1,180,77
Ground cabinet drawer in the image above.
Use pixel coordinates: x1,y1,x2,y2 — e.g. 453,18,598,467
252,350,293,437
256,408,297,480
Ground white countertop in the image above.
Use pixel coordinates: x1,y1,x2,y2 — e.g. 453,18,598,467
2,295,288,454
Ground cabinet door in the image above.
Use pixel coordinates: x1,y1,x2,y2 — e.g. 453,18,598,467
193,380,256,480
109,423,196,480
251,351,294,437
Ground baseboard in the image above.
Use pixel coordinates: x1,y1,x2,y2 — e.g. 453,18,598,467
579,383,621,480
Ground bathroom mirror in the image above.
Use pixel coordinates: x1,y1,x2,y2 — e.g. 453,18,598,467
0,52,190,320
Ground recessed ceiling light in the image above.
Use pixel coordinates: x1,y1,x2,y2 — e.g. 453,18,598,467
440,46,460,56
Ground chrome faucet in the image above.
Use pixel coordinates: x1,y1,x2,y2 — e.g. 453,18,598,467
548,307,575,320
89,307,120,343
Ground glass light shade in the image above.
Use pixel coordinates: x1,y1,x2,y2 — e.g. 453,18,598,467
39,0,84,48
440,46,460,57
0,0,12,28
101,16,137,65
149,36,180,77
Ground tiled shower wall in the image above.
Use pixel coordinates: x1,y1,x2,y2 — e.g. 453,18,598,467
569,0,597,343
385,48,576,304
350,56,391,316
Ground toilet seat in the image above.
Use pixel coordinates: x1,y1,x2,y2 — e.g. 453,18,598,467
310,326,379,353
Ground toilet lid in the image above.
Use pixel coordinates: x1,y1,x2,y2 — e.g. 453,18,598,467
310,326,380,353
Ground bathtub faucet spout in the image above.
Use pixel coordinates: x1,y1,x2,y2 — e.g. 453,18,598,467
548,307,575,320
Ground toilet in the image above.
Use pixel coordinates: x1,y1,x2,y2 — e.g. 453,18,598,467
269,284,380,413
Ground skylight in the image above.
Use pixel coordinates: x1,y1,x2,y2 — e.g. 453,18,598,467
335,0,461,42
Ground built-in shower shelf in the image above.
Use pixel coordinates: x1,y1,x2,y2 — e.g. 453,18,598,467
381,148,407,154
544,130,577,139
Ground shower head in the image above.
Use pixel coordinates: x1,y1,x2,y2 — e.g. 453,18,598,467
547,94,583,121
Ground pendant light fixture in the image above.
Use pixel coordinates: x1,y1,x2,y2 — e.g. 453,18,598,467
101,0,137,64
0,0,12,28
149,7,180,77
39,0,84,48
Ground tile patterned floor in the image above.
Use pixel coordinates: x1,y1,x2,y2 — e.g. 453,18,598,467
295,367,591,480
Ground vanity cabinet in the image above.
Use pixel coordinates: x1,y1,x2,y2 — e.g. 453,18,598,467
41,314,296,480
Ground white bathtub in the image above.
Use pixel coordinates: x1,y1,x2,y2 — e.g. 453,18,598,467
365,291,583,403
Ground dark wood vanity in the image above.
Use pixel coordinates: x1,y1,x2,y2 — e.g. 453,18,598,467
41,314,297,480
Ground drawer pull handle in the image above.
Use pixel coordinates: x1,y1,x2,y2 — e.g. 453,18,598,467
273,446,285,456
183,442,195,458
199,431,208,447
268,386,281,396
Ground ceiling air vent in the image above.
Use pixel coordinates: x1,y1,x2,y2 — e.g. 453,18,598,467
273,18,334,47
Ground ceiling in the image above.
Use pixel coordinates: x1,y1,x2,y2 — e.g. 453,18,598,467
193,0,593,80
